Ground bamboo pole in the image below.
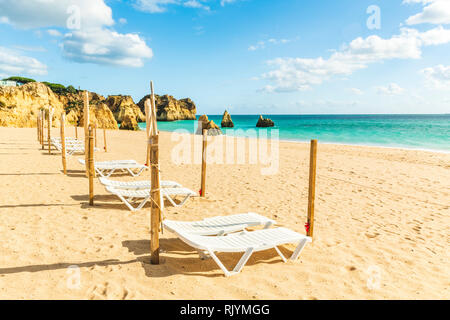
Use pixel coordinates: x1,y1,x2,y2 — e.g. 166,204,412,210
37,114,40,143
84,92,90,176
145,99,151,166
200,129,208,197
47,107,53,155
36,114,39,142
60,113,67,175
306,139,318,238
149,80,161,265
103,128,107,152
42,110,45,150
150,134,161,265
88,126,95,206
94,122,98,148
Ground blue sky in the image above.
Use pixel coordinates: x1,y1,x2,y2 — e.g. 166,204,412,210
0,0,449,114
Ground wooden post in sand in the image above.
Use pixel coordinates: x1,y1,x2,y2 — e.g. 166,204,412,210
84,92,90,176
47,107,53,155
42,110,45,150
145,99,151,166
149,80,162,265
306,139,318,238
88,126,95,206
103,128,107,152
60,113,67,175
94,122,98,148
200,129,208,197
36,114,39,142
75,125,78,140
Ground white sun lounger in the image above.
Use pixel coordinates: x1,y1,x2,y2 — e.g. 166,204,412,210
77,159,147,177
163,212,276,236
104,185,197,211
52,141,92,155
174,227,311,276
98,177,182,189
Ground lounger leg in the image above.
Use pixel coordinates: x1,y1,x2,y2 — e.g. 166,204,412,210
207,248,255,277
290,238,309,261
105,168,117,178
274,246,287,262
232,248,254,275
116,194,139,212
163,193,179,207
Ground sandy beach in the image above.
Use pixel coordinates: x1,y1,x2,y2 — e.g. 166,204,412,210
0,126,448,300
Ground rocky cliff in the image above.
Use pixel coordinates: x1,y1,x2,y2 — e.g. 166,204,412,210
105,95,145,125
137,94,196,121
0,82,65,127
0,82,198,129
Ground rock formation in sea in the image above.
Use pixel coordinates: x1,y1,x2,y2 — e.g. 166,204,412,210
137,94,196,121
256,115,275,128
120,114,139,131
221,110,234,128
195,115,222,136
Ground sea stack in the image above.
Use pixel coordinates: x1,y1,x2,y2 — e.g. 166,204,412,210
256,115,275,127
120,114,139,131
196,115,222,136
221,110,234,128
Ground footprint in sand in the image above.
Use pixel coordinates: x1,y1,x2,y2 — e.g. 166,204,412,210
87,282,132,300
365,232,380,239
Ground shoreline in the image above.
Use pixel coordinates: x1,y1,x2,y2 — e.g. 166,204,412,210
155,128,450,155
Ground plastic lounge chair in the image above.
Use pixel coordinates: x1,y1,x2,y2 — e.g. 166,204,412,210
77,159,147,177
174,227,311,276
163,212,275,236
98,177,182,189
104,185,197,211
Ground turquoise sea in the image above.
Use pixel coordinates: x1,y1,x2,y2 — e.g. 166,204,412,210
139,114,450,152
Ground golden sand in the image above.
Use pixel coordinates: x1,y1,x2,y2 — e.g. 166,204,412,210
0,127,448,299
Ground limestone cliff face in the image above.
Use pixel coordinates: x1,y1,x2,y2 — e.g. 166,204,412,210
0,82,64,127
137,94,196,121
105,95,145,125
0,83,197,130
64,92,118,129
0,83,119,129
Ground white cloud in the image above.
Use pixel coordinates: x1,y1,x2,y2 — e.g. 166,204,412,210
404,0,450,25
134,0,211,13
119,18,128,25
260,27,450,92
62,29,153,67
0,0,114,29
376,83,405,95
350,88,364,95
248,38,293,51
134,0,238,13
0,0,153,68
0,46,47,76
47,29,62,37
421,64,450,89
